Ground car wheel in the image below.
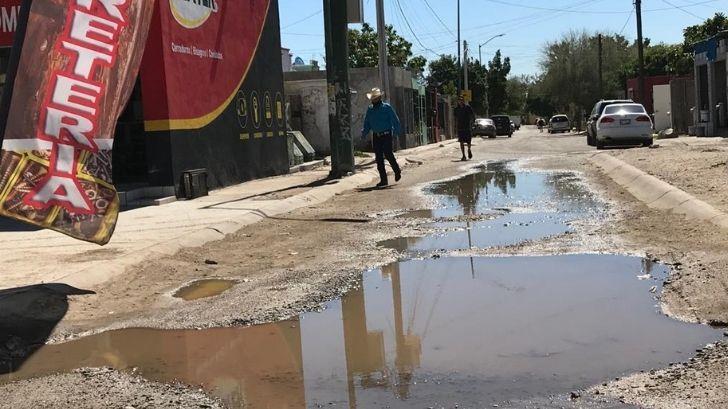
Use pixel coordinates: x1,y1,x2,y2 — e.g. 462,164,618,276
642,139,653,147
596,139,605,150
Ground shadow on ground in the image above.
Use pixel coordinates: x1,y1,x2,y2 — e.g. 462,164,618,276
0,284,95,375
0,216,40,232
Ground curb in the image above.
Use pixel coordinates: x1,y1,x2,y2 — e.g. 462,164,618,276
590,153,727,226
59,141,456,289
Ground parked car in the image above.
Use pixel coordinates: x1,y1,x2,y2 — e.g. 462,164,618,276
595,103,653,149
587,99,633,146
510,121,516,134
509,116,522,130
491,115,513,137
548,115,570,133
473,118,497,138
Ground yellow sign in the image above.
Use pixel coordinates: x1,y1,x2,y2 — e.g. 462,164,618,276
461,90,473,102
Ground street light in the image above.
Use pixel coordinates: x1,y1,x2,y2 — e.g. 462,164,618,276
478,34,505,117
478,33,505,64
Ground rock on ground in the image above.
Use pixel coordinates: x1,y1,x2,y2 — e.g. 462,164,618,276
0,367,222,409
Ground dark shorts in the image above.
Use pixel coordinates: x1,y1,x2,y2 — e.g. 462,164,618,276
458,128,472,144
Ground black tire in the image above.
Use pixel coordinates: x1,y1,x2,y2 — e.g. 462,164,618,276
642,139,653,147
596,139,605,150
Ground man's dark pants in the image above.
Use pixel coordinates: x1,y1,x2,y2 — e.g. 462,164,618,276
373,131,401,183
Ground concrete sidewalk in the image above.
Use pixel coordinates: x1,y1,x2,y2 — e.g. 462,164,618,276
0,141,455,290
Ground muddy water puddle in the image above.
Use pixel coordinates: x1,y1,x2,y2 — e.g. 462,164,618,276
2,255,722,408
173,279,237,301
382,161,600,253
2,162,723,407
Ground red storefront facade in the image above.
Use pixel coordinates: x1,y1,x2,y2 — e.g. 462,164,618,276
1,0,288,196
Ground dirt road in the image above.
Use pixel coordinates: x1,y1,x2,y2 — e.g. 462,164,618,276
2,127,727,408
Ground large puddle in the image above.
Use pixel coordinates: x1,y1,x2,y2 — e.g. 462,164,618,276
380,161,600,253
1,161,722,408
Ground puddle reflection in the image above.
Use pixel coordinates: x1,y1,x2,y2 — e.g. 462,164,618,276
382,162,600,253
2,256,721,408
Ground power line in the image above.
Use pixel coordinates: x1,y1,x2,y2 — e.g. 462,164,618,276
420,0,457,39
393,0,441,55
479,0,720,14
660,0,705,20
619,5,635,35
281,10,322,30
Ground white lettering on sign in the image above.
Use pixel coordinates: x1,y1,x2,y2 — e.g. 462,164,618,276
1,6,17,34
25,0,131,214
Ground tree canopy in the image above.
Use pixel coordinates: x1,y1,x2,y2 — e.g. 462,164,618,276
347,23,426,75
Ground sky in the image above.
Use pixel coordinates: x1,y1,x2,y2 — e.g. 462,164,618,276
279,0,728,76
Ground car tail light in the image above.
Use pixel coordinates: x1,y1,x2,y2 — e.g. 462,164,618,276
636,115,651,122
600,117,615,124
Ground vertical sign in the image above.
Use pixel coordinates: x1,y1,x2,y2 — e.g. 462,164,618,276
0,0,155,245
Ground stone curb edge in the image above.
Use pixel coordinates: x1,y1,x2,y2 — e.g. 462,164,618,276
590,153,728,229
61,140,458,289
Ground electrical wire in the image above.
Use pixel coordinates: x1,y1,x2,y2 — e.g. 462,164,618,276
619,5,636,35
281,10,322,30
660,0,705,20
393,0,441,55
479,0,719,14
420,0,457,39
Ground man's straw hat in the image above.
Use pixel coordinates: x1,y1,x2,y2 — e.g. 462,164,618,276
366,87,383,100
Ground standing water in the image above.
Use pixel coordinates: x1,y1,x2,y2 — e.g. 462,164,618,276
1,162,722,408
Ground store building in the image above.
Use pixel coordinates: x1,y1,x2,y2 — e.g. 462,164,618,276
1,0,289,199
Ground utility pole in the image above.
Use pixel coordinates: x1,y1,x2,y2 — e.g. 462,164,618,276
376,0,390,100
323,0,354,177
463,41,469,92
457,0,461,97
635,0,645,104
598,34,603,97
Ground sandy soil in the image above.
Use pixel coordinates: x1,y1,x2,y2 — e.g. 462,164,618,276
0,367,222,408
4,130,728,408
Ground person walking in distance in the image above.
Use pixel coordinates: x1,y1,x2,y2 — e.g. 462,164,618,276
454,96,475,161
361,88,402,187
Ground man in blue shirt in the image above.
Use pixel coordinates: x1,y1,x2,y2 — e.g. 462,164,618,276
361,88,402,187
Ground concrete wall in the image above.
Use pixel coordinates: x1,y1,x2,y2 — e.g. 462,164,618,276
285,67,426,155
284,78,330,154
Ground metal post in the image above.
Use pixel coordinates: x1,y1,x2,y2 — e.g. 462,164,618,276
635,0,645,105
376,0,390,100
323,0,354,177
456,0,461,96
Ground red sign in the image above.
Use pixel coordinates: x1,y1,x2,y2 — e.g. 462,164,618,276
0,0,21,47
0,0,155,244
141,0,271,131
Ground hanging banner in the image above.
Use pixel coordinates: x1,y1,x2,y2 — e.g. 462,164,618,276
0,0,155,245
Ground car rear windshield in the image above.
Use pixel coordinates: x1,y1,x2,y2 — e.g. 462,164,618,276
551,116,568,122
599,100,633,114
492,116,509,124
604,105,646,115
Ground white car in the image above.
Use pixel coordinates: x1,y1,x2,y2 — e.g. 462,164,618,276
595,103,653,149
548,115,570,133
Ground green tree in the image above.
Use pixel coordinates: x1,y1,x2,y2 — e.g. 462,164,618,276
538,31,635,123
487,50,511,115
348,23,425,71
426,55,459,95
407,55,428,77
683,13,728,47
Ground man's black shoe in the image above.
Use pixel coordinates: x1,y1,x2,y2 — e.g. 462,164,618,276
395,172,402,182
461,156,467,161
376,181,389,187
